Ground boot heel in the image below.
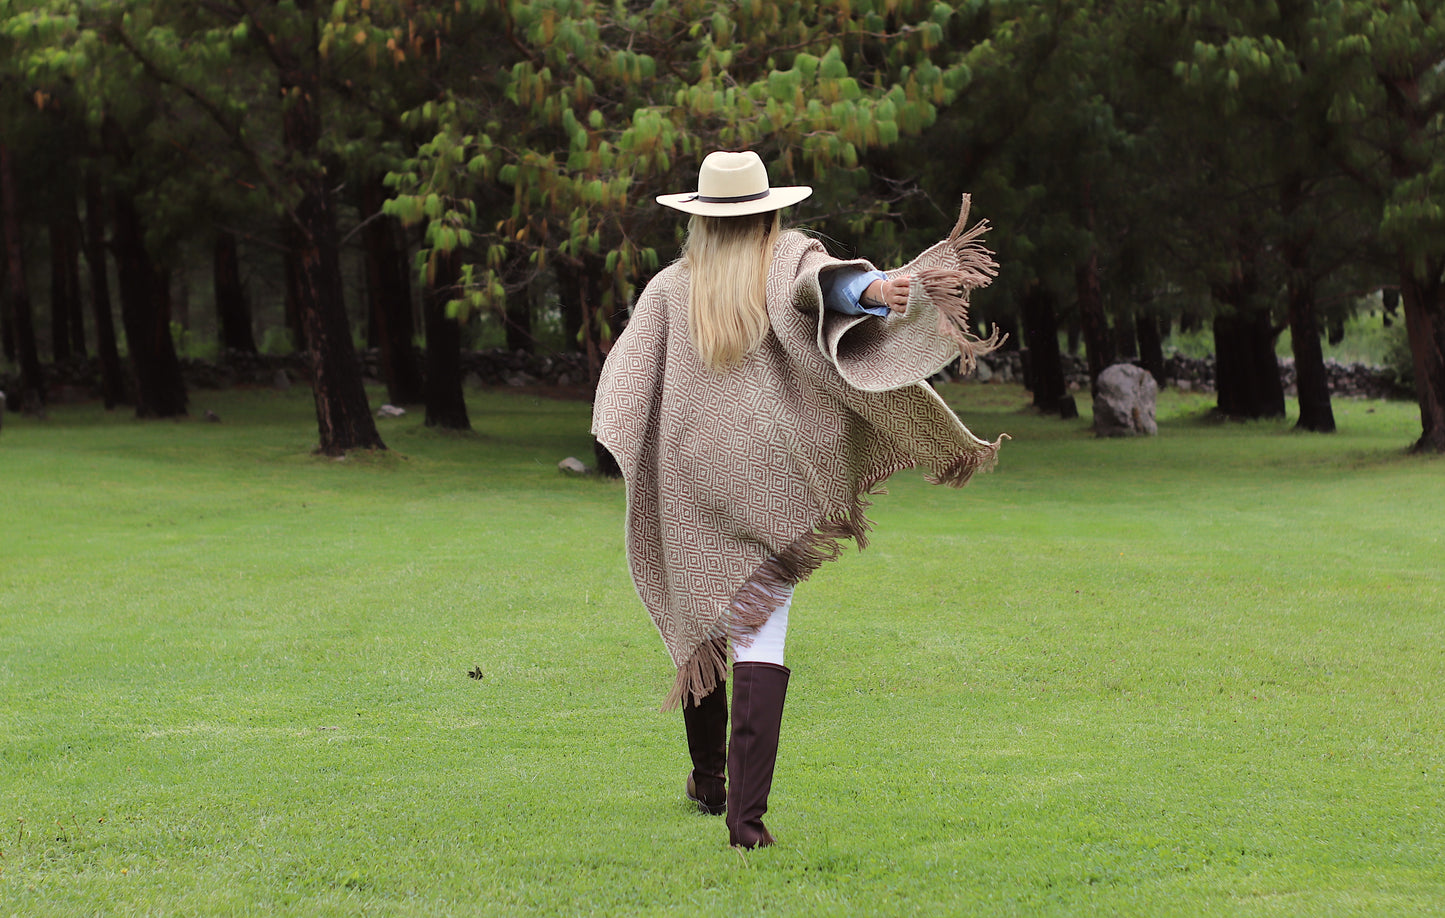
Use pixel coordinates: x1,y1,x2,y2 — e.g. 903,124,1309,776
686,772,727,815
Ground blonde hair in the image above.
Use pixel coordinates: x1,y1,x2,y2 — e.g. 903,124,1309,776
682,211,780,370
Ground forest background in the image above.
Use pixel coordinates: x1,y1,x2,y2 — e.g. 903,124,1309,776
1,0,1443,454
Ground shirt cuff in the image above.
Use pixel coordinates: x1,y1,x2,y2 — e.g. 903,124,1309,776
821,267,890,317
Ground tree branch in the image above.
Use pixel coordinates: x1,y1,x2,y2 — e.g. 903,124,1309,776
107,21,287,206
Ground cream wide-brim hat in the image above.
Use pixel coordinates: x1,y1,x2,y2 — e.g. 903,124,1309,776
656,150,813,217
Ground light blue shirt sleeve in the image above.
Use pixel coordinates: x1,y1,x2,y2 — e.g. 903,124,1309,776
820,266,890,317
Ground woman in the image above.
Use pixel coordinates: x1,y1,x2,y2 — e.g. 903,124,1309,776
593,150,1004,849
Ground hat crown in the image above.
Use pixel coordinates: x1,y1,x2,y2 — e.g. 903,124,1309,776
696,151,769,200
655,149,811,215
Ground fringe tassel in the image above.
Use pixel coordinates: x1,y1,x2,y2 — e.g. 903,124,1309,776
915,196,1007,373
919,268,1006,374
946,194,1001,288
663,635,728,712
926,434,1010,488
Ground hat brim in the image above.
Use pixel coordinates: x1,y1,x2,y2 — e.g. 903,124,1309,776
655,185,813,217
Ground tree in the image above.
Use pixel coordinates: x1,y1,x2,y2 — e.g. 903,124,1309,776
387,0,981,388
212,230,257,355
1327,3,1445,452
82,171,125,408
93,0,388,449
0,138,44,414
1165,1,1370,430
358,177,422,406
918,0,1130,407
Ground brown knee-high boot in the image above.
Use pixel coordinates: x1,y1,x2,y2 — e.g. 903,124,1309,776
682,678,728,815
726,661,790,848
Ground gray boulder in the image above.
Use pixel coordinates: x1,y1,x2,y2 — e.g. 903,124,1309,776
557,456,590,475
1093,364,1158,437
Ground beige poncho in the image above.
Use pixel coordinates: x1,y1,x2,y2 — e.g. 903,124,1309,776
592,199,1004,709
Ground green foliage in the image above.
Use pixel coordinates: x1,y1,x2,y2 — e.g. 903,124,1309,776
1321,3,1445,270
4,0,1444,443
380,0,974,320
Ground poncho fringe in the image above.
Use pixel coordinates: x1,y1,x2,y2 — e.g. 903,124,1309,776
662,431,1007,711
663,479,882,710
919,197,1007,374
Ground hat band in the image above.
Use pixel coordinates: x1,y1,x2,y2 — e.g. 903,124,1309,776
691,189,771,204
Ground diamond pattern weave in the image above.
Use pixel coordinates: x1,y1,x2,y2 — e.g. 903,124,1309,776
592,202,1003,708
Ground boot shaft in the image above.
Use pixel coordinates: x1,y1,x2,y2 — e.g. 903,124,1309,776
726,661,790,848
683,677,728,813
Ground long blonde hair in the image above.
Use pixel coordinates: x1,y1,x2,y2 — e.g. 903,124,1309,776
682,211,780,370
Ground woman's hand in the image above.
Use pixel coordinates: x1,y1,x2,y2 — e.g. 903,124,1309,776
863,275,911,314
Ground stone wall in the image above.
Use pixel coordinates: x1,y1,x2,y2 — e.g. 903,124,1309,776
2,347,1409,404
0,348,594,403
961,350,1407,400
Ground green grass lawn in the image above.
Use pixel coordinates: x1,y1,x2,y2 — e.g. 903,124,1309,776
2,383,1441,916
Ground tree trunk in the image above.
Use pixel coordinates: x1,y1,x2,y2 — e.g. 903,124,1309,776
1212,311,1249,417
503,257,534,353
423,248,471,430
562,273,584,354
1,237,12,362
1399,259,1445,453
1113,310,1137,361
82,173,126,408
1075,256,1112,394
1076,186,1113,390
1137,311,1166,388
359,177,423,404
580,270,602,389
1020,282,1067,413
213,231,258,354
50,217,85,361
558,257,609,388
1212,307,1285,420
112,191,188,418
1287,275,1335,433
172,267,189,334
1,141,47,414
279,37,384,455
282,240,306,352
49,222,72,363
1211,241,1284,421
1277,176,1333,432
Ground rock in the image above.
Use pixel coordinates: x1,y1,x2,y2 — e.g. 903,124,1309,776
377,404,406,418
273,369,292,390
1176,379,1192,392
558,456,590,475
1058,394,1079,420
1093,363,1159,437
506,371,539,387
974,360,993,383
204,409,221,423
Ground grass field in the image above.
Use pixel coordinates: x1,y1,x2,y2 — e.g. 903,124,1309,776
1,382,1442,916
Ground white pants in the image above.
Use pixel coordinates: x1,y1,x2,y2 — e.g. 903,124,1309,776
733,587,792,666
